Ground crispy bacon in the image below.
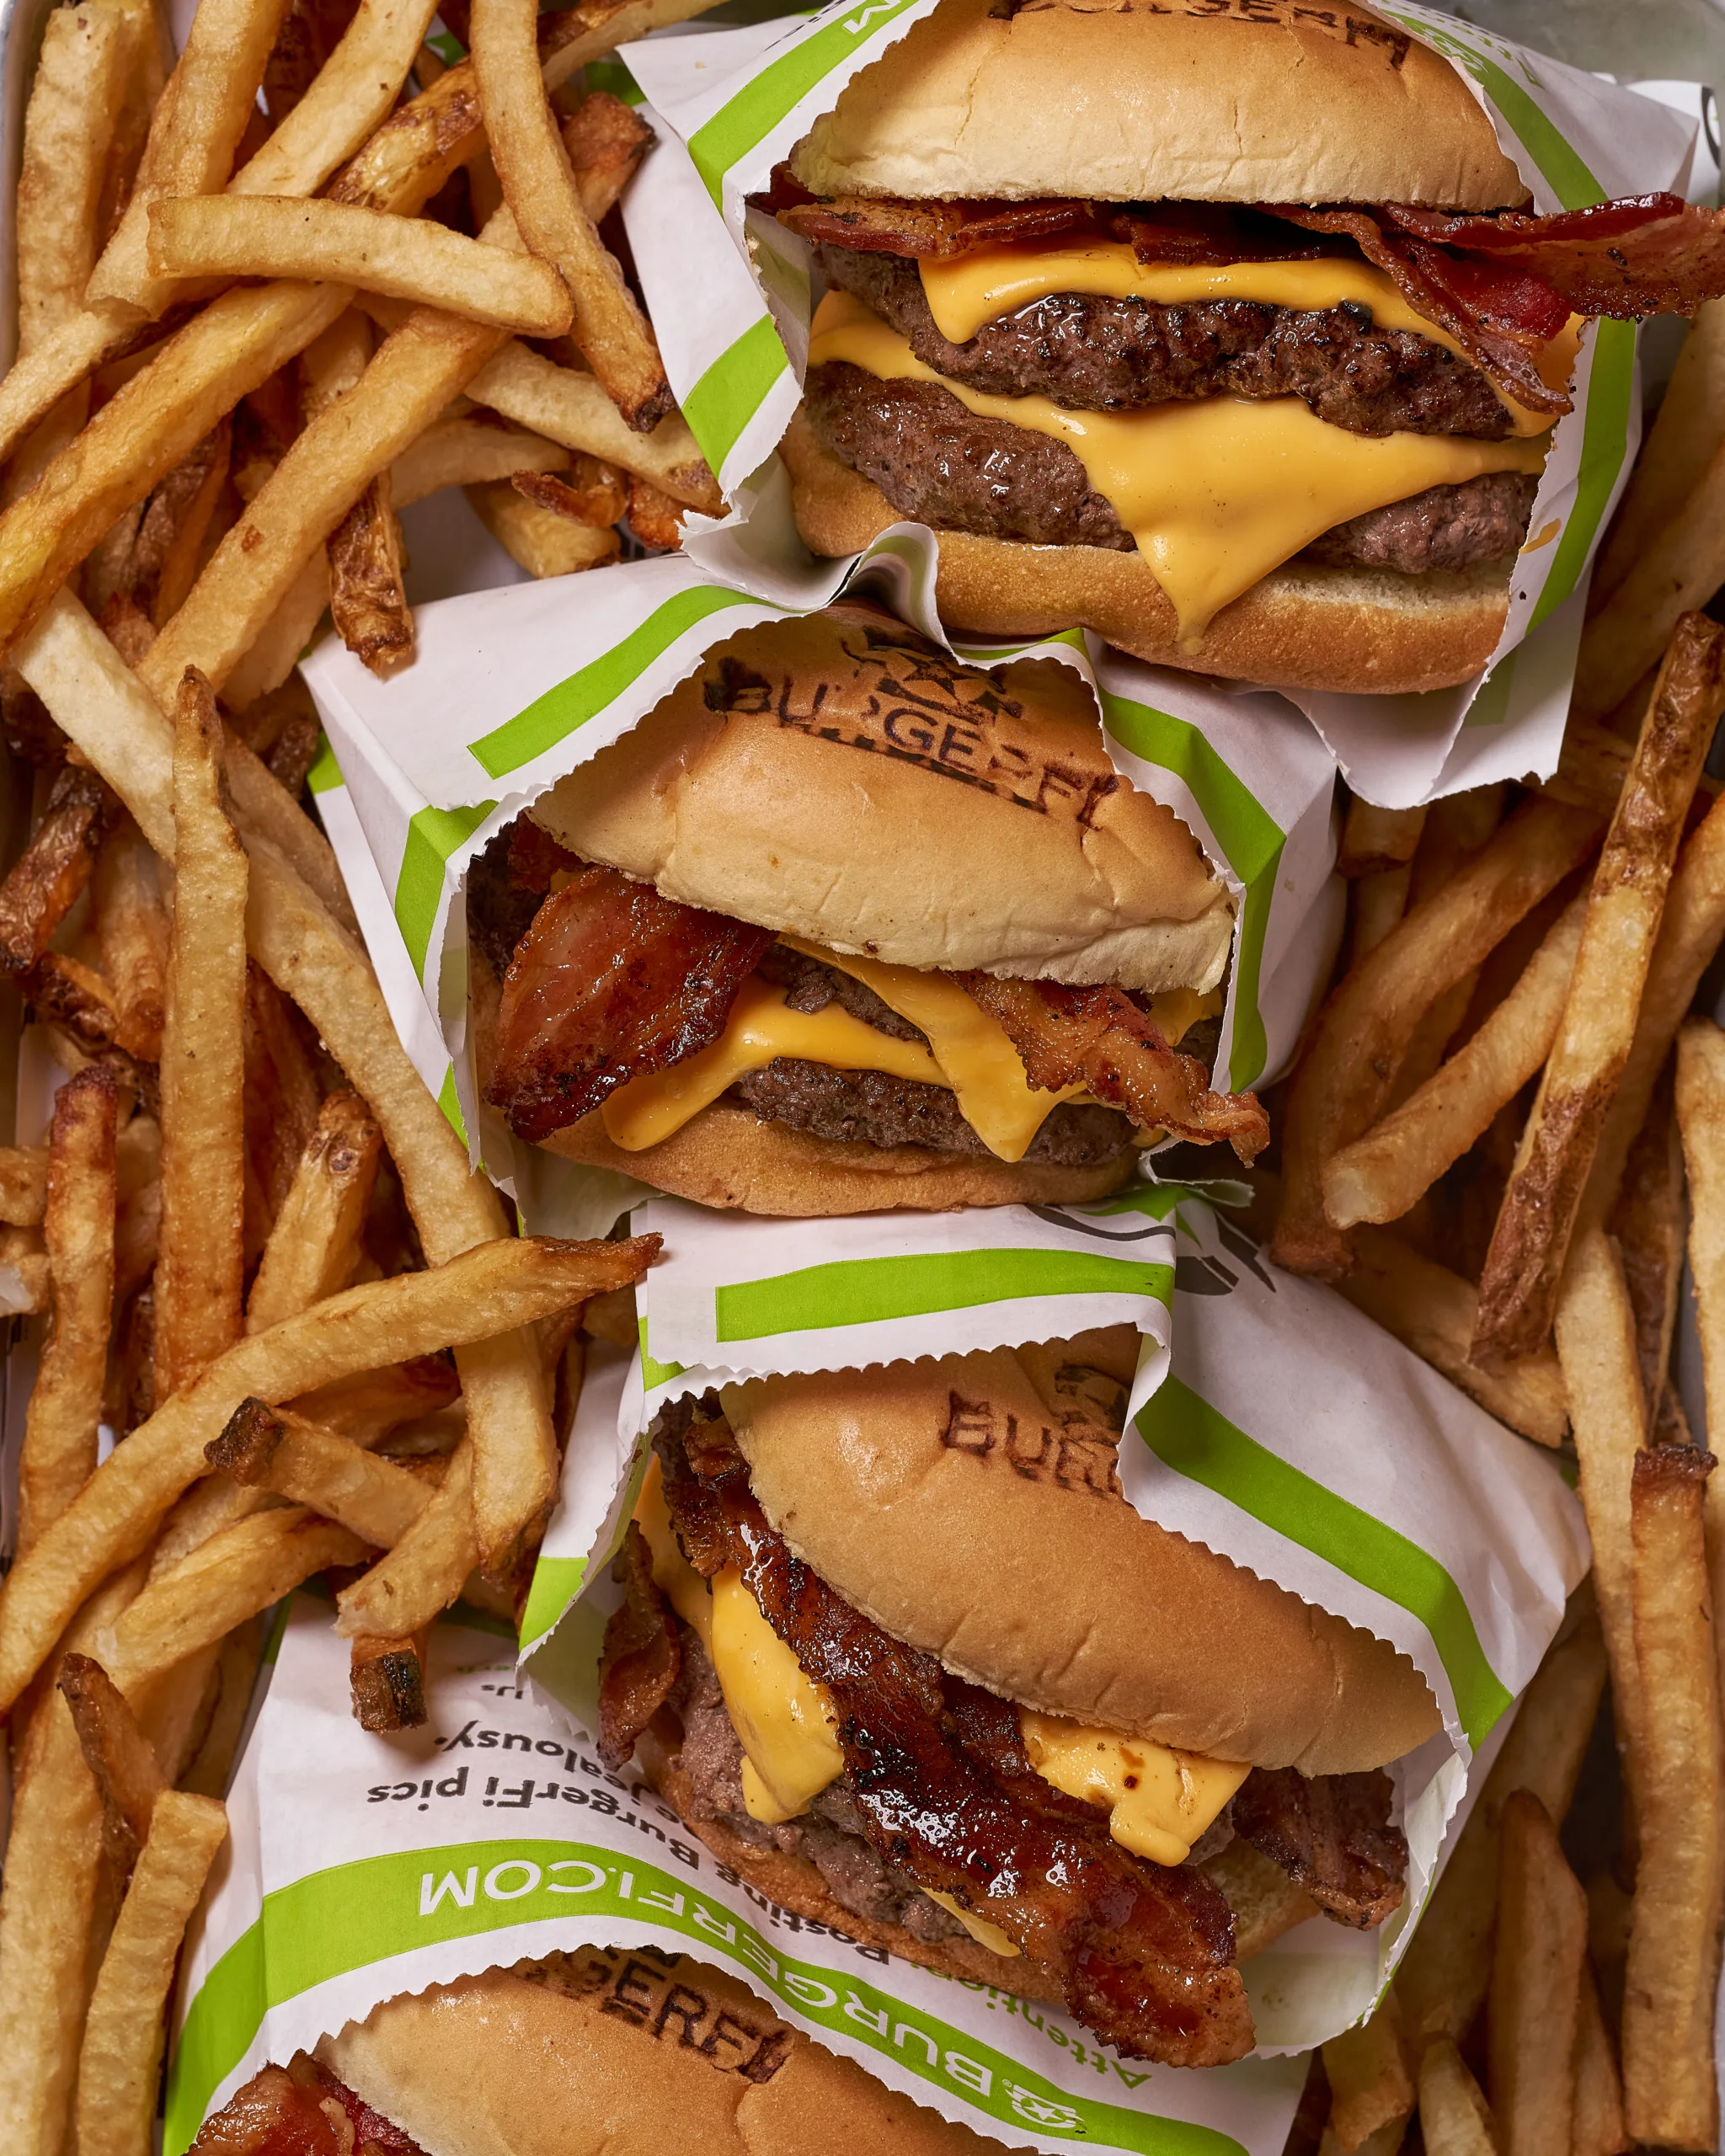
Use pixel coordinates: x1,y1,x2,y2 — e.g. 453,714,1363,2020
190,2062,425,2154
959,974,1268,1162
597,1521,681,1769
484,863,772,1142
1231,1766,1407,1929
659,1424,1255,2068
750,162,1088,259
1107,201,1338,268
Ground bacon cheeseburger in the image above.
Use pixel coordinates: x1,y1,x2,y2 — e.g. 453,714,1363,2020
472,604,1267,1214
597,1333,1439,2068
760,0,1725,694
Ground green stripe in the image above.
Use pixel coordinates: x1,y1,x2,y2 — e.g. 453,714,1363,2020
1529,318,1637,632
680,315,790,475
425,26,464,61
1098,694,1285,1091
1464,646,1518,730
167,1838,1243,2156
638,1315,685,1390
472,586,770,778
684,0,929,209
394,802,494,978
518,1555,586,1651
435,1064,467,1145
582,58,643,105
714,1249,1173,1342
1135,1376,1511,1745
306,736,341,795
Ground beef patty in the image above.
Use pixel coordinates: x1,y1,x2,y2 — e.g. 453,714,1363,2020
805,363,1539,574
820,246,1514,438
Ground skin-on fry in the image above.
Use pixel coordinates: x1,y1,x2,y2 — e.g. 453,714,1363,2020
1397,1602,1606,2048
289,1354,459,1444
1610,1072,1685,1420
1323,895,1584,1233
57,1652,168,1872
206,1395,431,1545
1474,614,1725,1364
86,420,235,632
1571,1963,1626,2156
1622,1444,1725,2151
1272,797,1603,1279
1417,2039,1499,2156
15,0,131,355
512,454,627,526
153,670,249,1401
391,414,571,504
350,1628,429,1731
1338,803,1426,878
1677,1019,1725,1719
0,761,113,976
0,1143,48,1226
0,1235,658,1715
150,195,574,334
93,823,170,1063
247,1090,382,1332
336,1433,478,1636
18,1068,119,1557
1322,1994,1413,2151
328,472,414,675
230,0,439,199
471,0,669,427
1594,298,1725,606
467,480,622,578
0,1224,51,1315
625,472,688,553
562,89,654,221
1487,1789,1587,2156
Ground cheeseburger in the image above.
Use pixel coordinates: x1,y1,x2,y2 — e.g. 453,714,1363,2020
760,0,1725,694
473,603,1267,1214
597,1331,1439,2067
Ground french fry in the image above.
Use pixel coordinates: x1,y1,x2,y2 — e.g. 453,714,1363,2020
1571,1963,1626,2156
0,1235,657,1714
392,413,571,503
153,670,249,1401
328,472,414,675
15,0,131,355
1328,1226,1569,1448
1622,1444,1725,2150
1609,1071,1684,1419
336,1432,478,1636
1273,797,1603,1279
222,550,331,711
247,1090,382,1332
93,823,170,1062
467,480,622,577
17,1068,119,1556
1677,1019,1725,1721
1397,1604,1605,2048
263,0,364,121
57,1652,168,1868
73,1788,228,2156
0,761,113,976
562,88,654,221
180,1613,267,1797
1322,1995,1413,2152
511,455,628,526
326,45,488,213
1474,615,1724,1364
230,0,439,198
471,0,670,426
350,1628,429,1730
0,1224,51,1315
289,1353,459,1443
1487,1789,1586,2156
1593,298,1725,606
0,1143,49,1225
1323,896,1584,1233
1417,2039,1499,2156
205,1395,431,1545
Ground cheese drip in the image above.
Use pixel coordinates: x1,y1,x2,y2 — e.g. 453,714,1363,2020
1018,1709,1250,1866
808,289,1552,648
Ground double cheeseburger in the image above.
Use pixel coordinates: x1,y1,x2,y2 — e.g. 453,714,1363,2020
473,603,1268,1215
598,1331,1439,2067
761,0,1725,694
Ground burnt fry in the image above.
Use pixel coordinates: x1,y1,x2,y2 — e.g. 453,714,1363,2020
0,761,114,977
206,1396,432,1546
327,472,414,676
247,1089,382,1332
350,1630,429,1731
57,1651,168,1872
561,88,651,221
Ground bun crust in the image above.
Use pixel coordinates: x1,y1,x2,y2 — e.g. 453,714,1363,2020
784,415,1512,698
529,605,1232,994
789,0,1526,211
723,1340,1441,1774
536,1097,1140,1215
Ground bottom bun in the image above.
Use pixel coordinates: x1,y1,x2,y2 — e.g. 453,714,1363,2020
541,1098,1138,1216
318,1943,1015,2154
782,412,1512,699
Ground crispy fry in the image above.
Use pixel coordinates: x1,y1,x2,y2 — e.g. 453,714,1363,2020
57,1652,168,1866
1610,1070,1684,1420
1347,862,1410,963
1338,800,1428,878
15,0,131,355
471,0,669,426
325,45,488,213
1677,1019,1725,1726
1594,299,1725,606
328,472,414,675
1322,1996,1413,2152
336,1431,478,1636
73,1787,228,2156
1571,1963,1627,2156
1487,1789,1587,2156
0,1235,656,1714
392,412,571,503
624,471,687,553
0,1142,49,1225
1417,2039,1499,2156
562,88,653,221
18,1069,119,1557
510,454,627,526
1273,798,1602,1279
350,1628,429,1730
247,1090,381,1331
86,421,237,632
289,1354,459,1443
179,1614,267,1797
466,480,622,577
243,964,327,1256
1622,1444,1725,2150
93,822,170,1062
0,1223,51,1315
222,552,330,711
206,1395,431,1545
0,761,114,977
232,0,438,198
153,669,249,1400
264,0,364,122
1474,616,1724,1364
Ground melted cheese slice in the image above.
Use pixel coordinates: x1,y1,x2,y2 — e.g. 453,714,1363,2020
809,289,1552,648
924,1890,1022,1957
1019,1709,1250,1867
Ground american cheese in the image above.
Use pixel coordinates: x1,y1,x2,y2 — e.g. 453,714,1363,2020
923,1890,1022,1957
809,289,1552,648
1019,1708,1249,1865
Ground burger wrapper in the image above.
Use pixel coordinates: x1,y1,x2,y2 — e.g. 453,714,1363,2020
617,3,1696,808
300,536,1340,1235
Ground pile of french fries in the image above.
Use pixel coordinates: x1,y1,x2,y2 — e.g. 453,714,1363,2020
1267,301,1725,2156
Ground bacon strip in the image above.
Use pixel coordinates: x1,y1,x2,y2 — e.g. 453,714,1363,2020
1231,1765,1407,1929
190,2062,426,2154
597,1521,681,1769
959,974,1268,1162
484,863,772,1143
750,162,1088,259
660,1423,1255,2068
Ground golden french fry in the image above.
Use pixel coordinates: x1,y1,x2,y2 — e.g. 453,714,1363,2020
512,455,628,526
247,1090,382,1332
1417,2039,1500,2156
73,1787,228,2156
0,1142,48,1225
562,89,654,222
1323,896,1584,1233
1322,1994,1413,2152
231,0,439,197
393,414,571,504
153,669,249,1401
1273,797,1603,1279
18,1067,119,1556
1338,800,1428,878
350,1628,429,1731
1610,1074,1685,1419
57,1651,168,1863
0,760,113,976
328,471,414,676
1487,1789,1587,2156
206,1395,431,1545
1570,1962,1626,2156
1594,300,1725,606
0,1223,51,1315
1676,1017,1725,1728
1622,1444,1725,2151
623,471,686,554
15,0,131,355
222,551,331,711
180,1614,267,1798
466,480,622,578
1475,614,1725,1364
93,822,170,1063
326,47,488,213
291,1354,460,1443
337,1433,478,1636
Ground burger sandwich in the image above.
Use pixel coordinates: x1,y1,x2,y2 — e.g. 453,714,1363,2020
473,602,1268,1216
759,0,1725,695
596,1329,1439,2068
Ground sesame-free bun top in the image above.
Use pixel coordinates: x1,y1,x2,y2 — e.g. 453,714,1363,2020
788,0,1528,212
528,603,1233,995
722,1329,1441,1777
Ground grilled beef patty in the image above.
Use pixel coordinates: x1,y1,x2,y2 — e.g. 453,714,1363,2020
805,362,1539,574
820,245,1514,438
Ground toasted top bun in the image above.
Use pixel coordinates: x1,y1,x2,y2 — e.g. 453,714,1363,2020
723,1330,1440,1776
529,604,1233,995
319,1949,1009,2153
788,0,1526,211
